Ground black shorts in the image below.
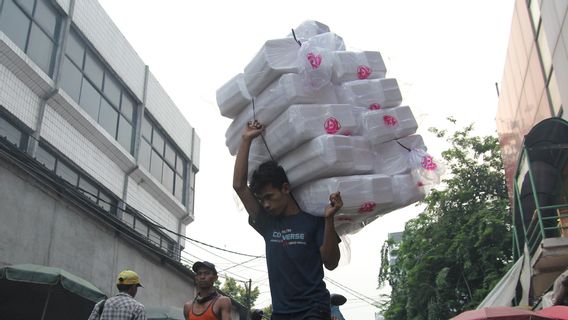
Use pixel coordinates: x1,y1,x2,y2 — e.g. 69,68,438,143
271,307,331,320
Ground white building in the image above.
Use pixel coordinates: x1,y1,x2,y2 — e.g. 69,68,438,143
0,0,244,318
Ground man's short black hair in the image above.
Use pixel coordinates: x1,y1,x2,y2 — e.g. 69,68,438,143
249,161,289,194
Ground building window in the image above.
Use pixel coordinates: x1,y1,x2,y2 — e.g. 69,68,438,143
0,0,61,76
0,115,24,148
59,28,137,154
140,114,188,204
123,206,178,259
35,143,118,215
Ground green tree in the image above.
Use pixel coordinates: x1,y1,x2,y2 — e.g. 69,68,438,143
221,277,260,309
378,121,512,320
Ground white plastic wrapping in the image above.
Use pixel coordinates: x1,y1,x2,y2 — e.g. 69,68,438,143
409,148,446,188
247,104,362,174
359,105,418,146
372,135,426,175
288,20,331,42
215,73,252,119
297,32,346,90
243,38,301,97
334,173,426,235
335,78,402,109
279,135,373,187
293,173,393,217
331,51,387,84
225,73,338,155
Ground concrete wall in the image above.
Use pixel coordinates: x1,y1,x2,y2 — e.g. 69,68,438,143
0,157,195,308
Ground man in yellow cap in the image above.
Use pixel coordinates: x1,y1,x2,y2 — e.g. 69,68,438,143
88,269,146,319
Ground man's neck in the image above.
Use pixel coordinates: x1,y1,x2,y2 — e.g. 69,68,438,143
196,288,217,302
283,196,301,216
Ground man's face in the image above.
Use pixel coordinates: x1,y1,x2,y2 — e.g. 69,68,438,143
195,267,217,289
256,184,290,217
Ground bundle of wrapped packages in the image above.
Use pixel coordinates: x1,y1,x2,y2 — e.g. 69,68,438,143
216,20,443,235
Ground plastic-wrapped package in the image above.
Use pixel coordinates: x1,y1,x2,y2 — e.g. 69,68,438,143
247,104,363,173
391,173,426,208
288,20,331,42
372,135,426,175
215,73,252,119
408,148,445,187
334,173,426,235
331,51,387,84
336,78,402,109
297,32,346,90
293,173,393,217
359,105,418,147
279,135,373,187
243,38,301,97
225,73,338,155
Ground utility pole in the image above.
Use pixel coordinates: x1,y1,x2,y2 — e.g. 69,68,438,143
245,279,252,310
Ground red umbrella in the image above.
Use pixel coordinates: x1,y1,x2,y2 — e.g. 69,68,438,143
536,305,568,319
451,306,555,320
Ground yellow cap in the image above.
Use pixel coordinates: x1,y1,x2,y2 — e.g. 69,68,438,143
117,270,142,287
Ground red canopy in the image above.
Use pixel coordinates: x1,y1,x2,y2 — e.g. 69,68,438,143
536,306,568,319
451,306,554,320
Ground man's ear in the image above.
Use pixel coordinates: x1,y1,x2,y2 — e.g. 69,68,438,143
281,182,290,194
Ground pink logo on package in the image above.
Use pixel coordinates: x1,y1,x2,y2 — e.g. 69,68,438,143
369,103,381,110
324,117,341,134
421,155,438,170
383,115,398,127
307,52,322,69
357,65,372,79
358,201,376,213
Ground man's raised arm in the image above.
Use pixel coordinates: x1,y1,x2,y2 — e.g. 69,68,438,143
233,120,264,220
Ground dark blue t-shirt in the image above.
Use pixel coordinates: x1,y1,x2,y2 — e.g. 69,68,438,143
250,211,330,314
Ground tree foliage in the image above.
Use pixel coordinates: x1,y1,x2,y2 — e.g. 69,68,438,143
378,121,512,320
221,277,260,309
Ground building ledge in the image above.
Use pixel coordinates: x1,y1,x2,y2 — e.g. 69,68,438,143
130,165,193,222
0,33,54,98
531,237,568,297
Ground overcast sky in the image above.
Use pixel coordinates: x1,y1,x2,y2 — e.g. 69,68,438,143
97,1,516,318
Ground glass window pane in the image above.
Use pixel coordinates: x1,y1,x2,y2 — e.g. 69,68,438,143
149,229,160,246
27,23,54,75
120,93,135,122
84,51,103,89
103,72,121,108
79,79,101,120
135,219,148,237
152,131,164,155
34,0,59,38
60,57,82,102
0,0,31,51
98,98,118,138
141,115,152,140
176,156,185,175
78,177,98,202
122,211,134,227
66,29,84,68
35,145,55,170
15,0,34,15
174,173,184,202
0,116,22,146
163,164,174,193
56,161,78,185
139,139,151,170
164,143,175,166
98,191,113,213
117,115,132,152
150,150,163,181
549,70,562,116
